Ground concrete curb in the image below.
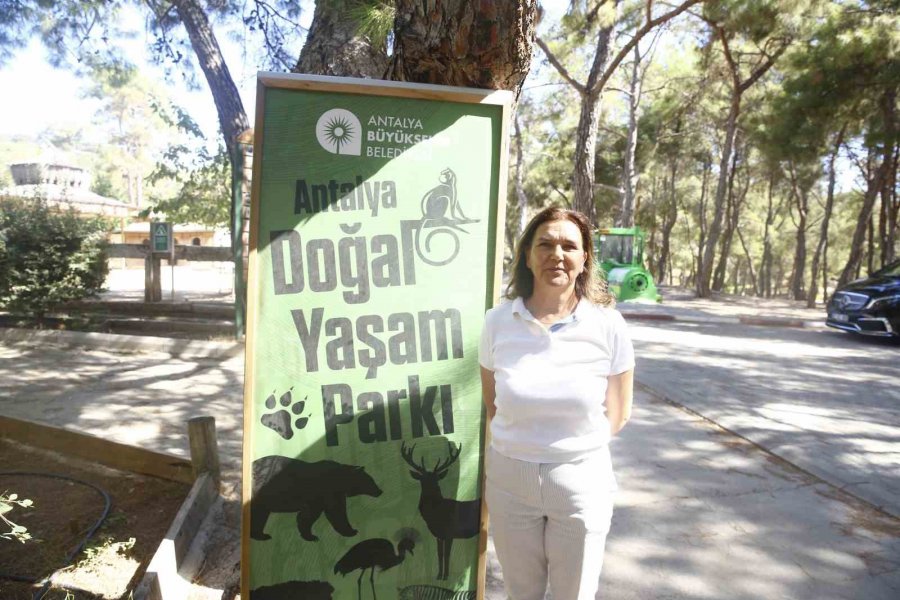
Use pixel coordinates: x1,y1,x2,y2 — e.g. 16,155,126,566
620,311,827,330
0,327,243,359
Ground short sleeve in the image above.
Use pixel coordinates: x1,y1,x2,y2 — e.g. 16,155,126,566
478,311,494,370
608,310,635,375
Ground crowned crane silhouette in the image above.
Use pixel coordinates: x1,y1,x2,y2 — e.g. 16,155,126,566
334,529,418,600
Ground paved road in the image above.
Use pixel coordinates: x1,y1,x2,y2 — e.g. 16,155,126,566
629,320,900,519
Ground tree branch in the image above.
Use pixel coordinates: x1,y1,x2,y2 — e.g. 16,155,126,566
738,39,790,92
589,0,703,96
535,37,586,94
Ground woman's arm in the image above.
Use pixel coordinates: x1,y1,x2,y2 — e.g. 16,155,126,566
481,367,497,419
606,369,634,436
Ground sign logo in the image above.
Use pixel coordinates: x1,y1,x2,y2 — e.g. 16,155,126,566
315,108,362,155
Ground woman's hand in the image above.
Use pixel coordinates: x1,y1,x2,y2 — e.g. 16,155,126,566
606,369,634,436
481,367,497,419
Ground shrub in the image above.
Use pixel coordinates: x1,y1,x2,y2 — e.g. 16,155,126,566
0,198,110,319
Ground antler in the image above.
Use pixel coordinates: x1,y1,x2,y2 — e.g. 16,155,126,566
402,441,462,477
401,442,428,475
434,442,461,477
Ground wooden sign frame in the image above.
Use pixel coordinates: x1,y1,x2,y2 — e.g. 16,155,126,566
242,73,510,600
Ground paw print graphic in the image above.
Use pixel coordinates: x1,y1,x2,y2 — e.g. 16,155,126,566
260,388,310,440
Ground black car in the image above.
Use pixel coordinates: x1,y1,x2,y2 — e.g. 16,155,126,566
826,259,900,338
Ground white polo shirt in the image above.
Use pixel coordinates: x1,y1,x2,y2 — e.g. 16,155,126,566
479,297,635,463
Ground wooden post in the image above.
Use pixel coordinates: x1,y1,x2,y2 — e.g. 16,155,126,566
144,254,153,302
145,255,163,302
188,416,220,488
152,256,162,302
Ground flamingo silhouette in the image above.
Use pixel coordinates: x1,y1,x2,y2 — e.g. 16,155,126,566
334,532,416,600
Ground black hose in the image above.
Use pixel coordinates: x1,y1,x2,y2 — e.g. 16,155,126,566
0,472,111,600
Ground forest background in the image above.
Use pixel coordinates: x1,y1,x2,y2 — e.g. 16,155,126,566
0,0,897,306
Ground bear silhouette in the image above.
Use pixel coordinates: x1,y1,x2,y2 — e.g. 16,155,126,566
251,455,382,542
251,580,334,600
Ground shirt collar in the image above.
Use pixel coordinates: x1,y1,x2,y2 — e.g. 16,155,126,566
513,296,584,323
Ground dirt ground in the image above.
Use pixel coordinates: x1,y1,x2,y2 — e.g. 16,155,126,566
0,440,190,600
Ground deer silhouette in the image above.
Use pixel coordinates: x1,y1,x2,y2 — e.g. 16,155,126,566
401,441,481,580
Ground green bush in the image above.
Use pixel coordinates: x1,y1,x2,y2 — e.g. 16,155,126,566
0,198,110,318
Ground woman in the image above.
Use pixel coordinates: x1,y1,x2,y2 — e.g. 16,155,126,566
479,207,634,600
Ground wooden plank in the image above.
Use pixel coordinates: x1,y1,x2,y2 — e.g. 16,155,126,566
476,93,512,600
108,243,233,261
0,415,193,484
258,72,514,105
134,472,219,600
240,77,267,600
188,416,220,486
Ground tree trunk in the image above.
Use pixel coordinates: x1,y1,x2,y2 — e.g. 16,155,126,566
658,157,679,284
887,145,899,264
171,0,250,304
619,44,641,227
808,126,845,307
390,0,538,96
760,175,778,298
700,90,741,296
838,162,889,287
736,224,758,295
698,29,787,296
867,214,875,274
294,1,388,77
713,136,744,291
695,159,711,294
172,0,249,158
840,89,895,286
788,162,809,301
573,88,604,221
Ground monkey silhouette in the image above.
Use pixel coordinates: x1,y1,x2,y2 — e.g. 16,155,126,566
419,169,477,230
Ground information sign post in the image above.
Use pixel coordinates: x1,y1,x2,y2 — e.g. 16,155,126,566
150,222,175,301
241,74,510,600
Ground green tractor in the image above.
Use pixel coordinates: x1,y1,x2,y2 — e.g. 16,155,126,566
594,227,662,303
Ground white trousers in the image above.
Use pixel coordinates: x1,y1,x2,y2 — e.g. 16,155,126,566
485,446,616,600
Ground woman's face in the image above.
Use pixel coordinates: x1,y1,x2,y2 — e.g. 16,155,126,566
526,218,586,293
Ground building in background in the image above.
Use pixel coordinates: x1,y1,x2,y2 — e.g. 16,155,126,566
0,162,135,221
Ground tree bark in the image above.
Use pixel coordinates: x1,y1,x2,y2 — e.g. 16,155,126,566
573,86,605,222
695,158,711,294
808,125,846,307
760,175,778,298
712,136,744,291
788,162,809,301
172,0,249,158
658,157,679,285
883,136,899,265
294,0,388,77
700,87,740,296
736,224,758,295
390,0,538,96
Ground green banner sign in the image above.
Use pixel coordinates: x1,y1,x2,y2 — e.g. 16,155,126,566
242,74,510,600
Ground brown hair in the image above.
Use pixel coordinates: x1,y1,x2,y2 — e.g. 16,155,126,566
505,207,615,306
